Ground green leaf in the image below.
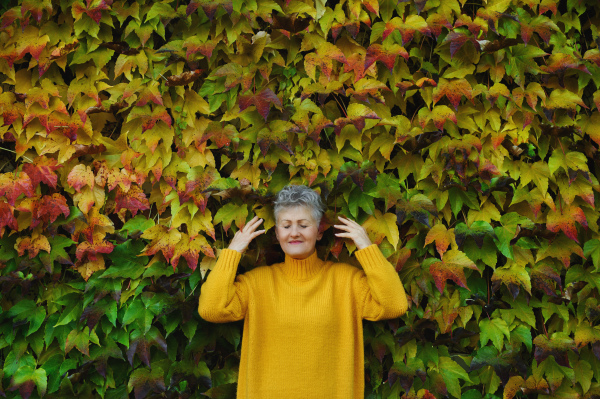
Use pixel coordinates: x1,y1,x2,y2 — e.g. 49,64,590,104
584,239,600,271
121,215,155,236
510,325,532,351
103,240,147,279
439,356,471,398
448,187,479,218
479,318,510,351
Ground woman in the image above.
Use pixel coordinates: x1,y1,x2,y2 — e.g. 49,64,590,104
198,185,408,398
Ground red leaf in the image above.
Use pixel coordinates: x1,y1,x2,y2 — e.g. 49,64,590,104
429,250,479,293
186,0,233,20
540,53,590,77
443,31,481,58
183,167,220,212
365,44,409,72
0,92,24,126
0,172,35,206
115,185,150,217
31,194,70,228
72,0,110,24
432,78,473,110
427,13,454,38
0,202,18,236
257,121,294,156
141,225,181,262
383,15,430,45
171,234,215,271
238,88,282,121
68,164,95,193
16,232,51,259
0,7,20,29
76,238,114,262
23,156,61,188
21,0,53,23
196,122,238,149
546,205,587,243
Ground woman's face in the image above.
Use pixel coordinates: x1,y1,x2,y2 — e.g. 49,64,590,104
275,206,322,260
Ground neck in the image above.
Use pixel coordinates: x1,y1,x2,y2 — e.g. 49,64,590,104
282,250,322,280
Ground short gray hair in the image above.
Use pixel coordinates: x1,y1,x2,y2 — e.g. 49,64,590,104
273,185,325,224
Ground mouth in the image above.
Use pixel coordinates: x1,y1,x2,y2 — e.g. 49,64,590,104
289,241,303,244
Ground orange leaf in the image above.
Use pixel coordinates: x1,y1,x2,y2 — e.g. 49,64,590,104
23,156,61,188
429,250,479,293
31,194,70,228
546,205,587,243
364,44,408,72
0,202,17,236
76,257,105,282
68,164,95,193
76,237,114,262
166,69,204,87
0,172,35,206
424,224,454,258
115,185,150,218
141,225,182,262
433,78,473,110
16,232,51,259
238,88,282,121
171,234,215,271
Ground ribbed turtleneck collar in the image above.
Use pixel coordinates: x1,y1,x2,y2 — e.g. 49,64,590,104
281,250,323,280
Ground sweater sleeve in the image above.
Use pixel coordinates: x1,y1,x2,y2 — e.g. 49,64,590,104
198,249,249,323
354,244,408,321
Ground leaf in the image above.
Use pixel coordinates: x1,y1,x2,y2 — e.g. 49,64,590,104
418,105,457,130
545,88,587,111
76,257,106,282
388,358,426,391
454,221,497,249
438,356,471,399
546,204,587,243
336,160,378,191
530,263,562,296
364,43,409,72
65,328,91,356
171,233,215,271
238,88,282,121
334,103,380,135
67,164,95,193
534,333,577,368
362,210,399,248
479,318,510,351
424,224,454,258
470,345,520,385
396,194,438,227
214,203,249,233
128,367,166,399
166,69,204,87
432,78,474,110
503,376,524,399
443,30,481,58
491,263,532,299
257,120,295,156
383,15,429,44
22,156,61,188
141,225,182,262
0,172,35,206
115,185,150,218
429,249,479,293
16,232,51,259
9,365,47,399
0,202,18,236
29,194,70,228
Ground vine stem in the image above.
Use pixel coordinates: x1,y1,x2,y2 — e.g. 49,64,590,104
0,146,32,162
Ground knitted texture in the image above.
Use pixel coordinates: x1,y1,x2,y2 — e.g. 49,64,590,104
198,244,408,398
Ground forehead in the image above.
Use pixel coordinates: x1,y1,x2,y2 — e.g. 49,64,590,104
276,205,315,222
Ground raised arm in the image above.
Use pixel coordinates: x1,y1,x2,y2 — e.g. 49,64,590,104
335,216,408,321
198,217,265,323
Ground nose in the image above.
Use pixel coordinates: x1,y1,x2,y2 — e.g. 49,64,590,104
290,225,300,236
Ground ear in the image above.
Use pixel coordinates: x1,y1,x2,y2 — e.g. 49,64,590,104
317,230,323,240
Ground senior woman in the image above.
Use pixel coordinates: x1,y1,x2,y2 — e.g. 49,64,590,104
198,185,408,398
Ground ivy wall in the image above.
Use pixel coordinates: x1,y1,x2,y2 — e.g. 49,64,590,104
1,0,600,398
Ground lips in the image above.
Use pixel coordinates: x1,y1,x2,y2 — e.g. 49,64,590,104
289,241,303,244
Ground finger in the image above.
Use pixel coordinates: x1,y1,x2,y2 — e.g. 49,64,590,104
333,224,353,231
243,218,263,232
337,216,360,227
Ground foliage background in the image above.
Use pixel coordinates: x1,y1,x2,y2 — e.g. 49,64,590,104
1,0,600,398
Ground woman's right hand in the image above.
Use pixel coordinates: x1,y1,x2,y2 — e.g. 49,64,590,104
228,216,265,253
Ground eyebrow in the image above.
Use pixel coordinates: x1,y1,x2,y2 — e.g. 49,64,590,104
279,219,311,223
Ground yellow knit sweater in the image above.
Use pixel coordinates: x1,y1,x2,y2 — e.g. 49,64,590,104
198,244,408,399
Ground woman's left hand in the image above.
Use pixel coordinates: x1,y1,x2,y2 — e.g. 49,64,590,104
334,216,373,250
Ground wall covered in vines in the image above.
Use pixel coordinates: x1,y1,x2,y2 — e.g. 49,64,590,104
1,0,600,397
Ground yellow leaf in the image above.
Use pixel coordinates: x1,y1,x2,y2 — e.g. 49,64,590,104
254,205,276,231
424,224,454,258
76,257,105,282
363,210,399,248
